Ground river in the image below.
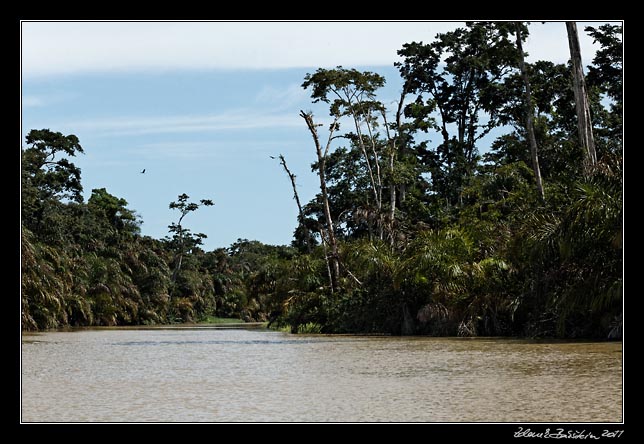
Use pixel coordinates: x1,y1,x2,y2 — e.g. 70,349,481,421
21,327,622,422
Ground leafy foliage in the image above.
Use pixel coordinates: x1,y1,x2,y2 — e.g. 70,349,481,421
22,23,622,339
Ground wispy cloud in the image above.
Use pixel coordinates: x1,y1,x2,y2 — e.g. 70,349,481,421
60,107,302,137
22,22,617,79
16,22,478,78
133,139,291,160
20,22,445,78
255,83,309,111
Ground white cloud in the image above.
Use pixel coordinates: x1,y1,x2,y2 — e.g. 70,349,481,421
54,107,303,137
21,20,620,79
20,21,461,78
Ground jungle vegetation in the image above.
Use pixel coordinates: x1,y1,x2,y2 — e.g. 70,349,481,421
21,22,622,338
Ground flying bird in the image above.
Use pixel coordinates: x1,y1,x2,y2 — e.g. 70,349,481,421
269,156,276,159
140,169,146,174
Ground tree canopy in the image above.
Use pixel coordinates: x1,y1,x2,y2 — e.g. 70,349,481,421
21,23,622,339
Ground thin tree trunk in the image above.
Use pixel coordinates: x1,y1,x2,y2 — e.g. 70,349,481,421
277,154,312,253
381,110,397,245
363,111,384,241
388,150,396,240
300,110,340,292
382,88,407,246
170,213,187,284
340,88,383,240
349,108,381,209
566,21,597,169
515,22,545,201
171,254,182,284
355,97,383,205
318,228,335,292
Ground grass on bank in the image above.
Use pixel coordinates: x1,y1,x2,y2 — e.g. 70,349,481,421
198,316,246,324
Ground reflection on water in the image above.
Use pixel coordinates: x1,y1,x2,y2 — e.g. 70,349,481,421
21,329,622,422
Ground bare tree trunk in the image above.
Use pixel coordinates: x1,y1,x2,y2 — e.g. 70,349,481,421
515,22,545,201
566,21,597,169
342,89,383,239
349,109,381,208
381,113,397,245
170,214,187,284
319,229,335,293
300,110,340,292
382,89,407,246
277,154,312,253
171,253,182,284
388,149,396,239
359,104,383,207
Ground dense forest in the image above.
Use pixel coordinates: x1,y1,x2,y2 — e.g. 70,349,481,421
21,22,622,338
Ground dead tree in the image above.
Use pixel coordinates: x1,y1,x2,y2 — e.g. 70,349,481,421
300,110,341,292
276,154,313,253
515,22,545,201
566,21,597,169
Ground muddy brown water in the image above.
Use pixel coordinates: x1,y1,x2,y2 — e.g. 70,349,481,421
21,328,622,422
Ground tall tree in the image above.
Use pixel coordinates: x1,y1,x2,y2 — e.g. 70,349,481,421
167,193,214,284
22,129,85,239
585,23,623,157
22,129,84,202
302,67,390,239
485,59,583,183
514,22,545,201
585,24,622,106
397,22,519,208
300,110,341,292
381,86,411,245
566,21,597,168
302,68,385,205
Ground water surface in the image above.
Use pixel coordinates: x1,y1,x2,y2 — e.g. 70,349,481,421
21,329,622,422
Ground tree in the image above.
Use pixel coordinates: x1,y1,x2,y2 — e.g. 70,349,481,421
585,24,623,106
484,57,583,185
301,67,413,245
566,22,597,169
167,193,214,284
516,153,622,336
585,24,623,157
275,154,315,252
396,22,519,209
88,188,140,239
22,129,85,238
300,110,341,292
21,21,623,338
22,129,84,201
514,22,545,201
302,68,386,213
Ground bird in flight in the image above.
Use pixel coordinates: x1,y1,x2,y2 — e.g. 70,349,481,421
140,169,146,174
269,156,276,159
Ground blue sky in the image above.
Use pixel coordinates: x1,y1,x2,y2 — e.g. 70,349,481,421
21,21,617,250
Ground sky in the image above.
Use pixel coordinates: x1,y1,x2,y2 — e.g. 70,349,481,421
21,21,619,250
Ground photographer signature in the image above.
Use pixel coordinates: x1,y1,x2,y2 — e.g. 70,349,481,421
514,427,624,439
